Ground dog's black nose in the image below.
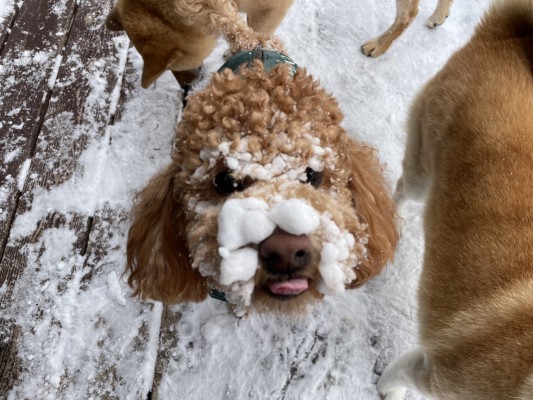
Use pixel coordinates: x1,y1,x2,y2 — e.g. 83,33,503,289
259,229,312,273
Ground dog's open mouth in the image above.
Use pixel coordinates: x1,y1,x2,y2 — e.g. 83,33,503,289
268,278,309,296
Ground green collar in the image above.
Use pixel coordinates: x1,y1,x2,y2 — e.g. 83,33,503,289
209,288,227,302
218,48,298,76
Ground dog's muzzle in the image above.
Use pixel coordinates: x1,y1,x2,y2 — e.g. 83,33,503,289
259,228,312,296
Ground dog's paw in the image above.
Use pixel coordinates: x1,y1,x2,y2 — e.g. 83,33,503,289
426,11,449,28
361,37,388,58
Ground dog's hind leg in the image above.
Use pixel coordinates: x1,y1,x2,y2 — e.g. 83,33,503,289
426,0,453,28
361,0,420,57
395,90,433,213
377,347,434,400
244,0,293,35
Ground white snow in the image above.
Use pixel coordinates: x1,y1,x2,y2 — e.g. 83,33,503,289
0,0,14,26
106,271,127,306
16,158,30,191
216,195,357,309
217,197,275,250
108,36,130,116
47,53,62,89
3,147,20,163
270,198,320,235
319,242,348,291
219,246,258,285
194,137,328,183
1,0,493,399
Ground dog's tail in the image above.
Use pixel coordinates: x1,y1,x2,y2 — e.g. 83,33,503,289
176,0,286,53
475,0,533,42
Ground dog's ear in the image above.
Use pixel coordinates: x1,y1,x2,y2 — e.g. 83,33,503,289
342,137,399,287
141,51,168,89
105,6,124,31
126,164,208,303
139,47,172,88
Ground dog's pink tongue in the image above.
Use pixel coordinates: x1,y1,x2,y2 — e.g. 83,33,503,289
269,279,308,295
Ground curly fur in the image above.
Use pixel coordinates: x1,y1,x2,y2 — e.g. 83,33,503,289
125,0,398,315
127,61,398,314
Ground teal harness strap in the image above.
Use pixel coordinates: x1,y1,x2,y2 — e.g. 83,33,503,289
209,288,227,302
218,48,298,75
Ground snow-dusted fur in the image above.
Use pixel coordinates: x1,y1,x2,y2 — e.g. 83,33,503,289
105,0,292,87
379,0,533,398
125,7,398,316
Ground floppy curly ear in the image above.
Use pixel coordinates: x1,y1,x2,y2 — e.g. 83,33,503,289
126,164,208,303
342,137,399,287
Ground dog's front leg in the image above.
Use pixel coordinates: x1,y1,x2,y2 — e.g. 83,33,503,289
377,347,433,400
361,0,420,57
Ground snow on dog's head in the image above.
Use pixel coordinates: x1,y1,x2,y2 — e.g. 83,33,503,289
125,63,399,315
214,196,359,315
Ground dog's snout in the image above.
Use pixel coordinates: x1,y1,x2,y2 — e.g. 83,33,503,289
259,229,312,273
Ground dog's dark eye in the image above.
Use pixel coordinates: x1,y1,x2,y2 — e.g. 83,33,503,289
214,171,244,195
305,168,322,188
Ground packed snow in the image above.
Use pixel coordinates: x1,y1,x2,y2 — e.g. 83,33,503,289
194,137,332,183
217,196,358,313
0,0,14,26
1,0,492,399
270,199,320,235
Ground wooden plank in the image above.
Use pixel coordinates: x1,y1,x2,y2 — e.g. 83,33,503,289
0,0,128,395
0,1,18,53
0,0,77,261
0,2,77,397
80,206,163,399
73,47,185,399
151,306,182,400
0,325,21,400
69,49,164,399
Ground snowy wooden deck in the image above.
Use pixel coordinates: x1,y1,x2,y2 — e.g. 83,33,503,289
1,0,490,398
0,0,151,396
0,2,419,398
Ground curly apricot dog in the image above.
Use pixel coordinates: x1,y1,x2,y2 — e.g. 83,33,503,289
125,1,398,316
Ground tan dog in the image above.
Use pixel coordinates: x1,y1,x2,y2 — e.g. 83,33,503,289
361,0,453,57
378,1,533,399
124,2,399,317
106,0,293,88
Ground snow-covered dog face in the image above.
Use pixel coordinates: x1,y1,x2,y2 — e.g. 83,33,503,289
126,64,398,315
187,172,368,316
